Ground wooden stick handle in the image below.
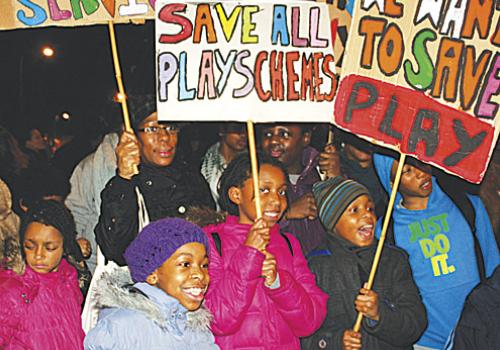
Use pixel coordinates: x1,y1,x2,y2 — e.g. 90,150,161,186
108,21,138,175
246,121,262,219
108,21,132,132
353,152,407,332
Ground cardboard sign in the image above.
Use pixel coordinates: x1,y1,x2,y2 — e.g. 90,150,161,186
335,0,499,183
313,0,355,68
155,0,336,123
0,0,154,30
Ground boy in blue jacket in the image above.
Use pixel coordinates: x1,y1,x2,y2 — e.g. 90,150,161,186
373,154,500,350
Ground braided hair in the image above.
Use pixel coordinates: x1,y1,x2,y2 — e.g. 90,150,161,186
20,200,84,263
218,152,289,215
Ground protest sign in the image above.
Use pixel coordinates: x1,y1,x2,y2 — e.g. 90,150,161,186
155,0,336,123
334,0,499,183
314,0,355,69
0,0,154,30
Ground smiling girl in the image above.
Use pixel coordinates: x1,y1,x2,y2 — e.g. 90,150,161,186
0,200,85,349
203,152,327,349
84,218,219,349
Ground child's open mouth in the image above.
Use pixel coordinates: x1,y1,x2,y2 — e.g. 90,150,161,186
420,179,431,190
357,224,374,240
182,286,207,301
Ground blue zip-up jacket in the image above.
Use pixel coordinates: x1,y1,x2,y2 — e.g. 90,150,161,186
373,154,499,349
84,270,219,350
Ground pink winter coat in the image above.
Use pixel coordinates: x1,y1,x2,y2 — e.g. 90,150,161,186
204,216,328,349
0,259,85,349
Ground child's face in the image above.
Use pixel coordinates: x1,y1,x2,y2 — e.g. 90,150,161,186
230,164,288,226
147,242,209,311
23,222,64,274
137,112,178,168
390,161,432,199
334,195,376,247
261,125,310,174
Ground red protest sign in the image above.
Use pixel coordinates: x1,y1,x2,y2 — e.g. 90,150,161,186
335,74,495,183
334,0,499,183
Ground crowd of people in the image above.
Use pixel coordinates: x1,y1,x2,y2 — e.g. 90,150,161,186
0,99,499,350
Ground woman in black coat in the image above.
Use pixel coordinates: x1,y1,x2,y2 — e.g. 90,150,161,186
95,96,214,265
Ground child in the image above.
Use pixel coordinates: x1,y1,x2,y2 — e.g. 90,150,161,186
373,154,500,349
84,217,219,349
203,152,328,349
302,177,427,349
259,123,338,254
0,200,85,349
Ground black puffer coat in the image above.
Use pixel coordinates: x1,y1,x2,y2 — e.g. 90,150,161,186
95,162,214,265
301,234,427,350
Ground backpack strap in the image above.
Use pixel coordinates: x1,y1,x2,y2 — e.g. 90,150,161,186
279,228,294,256
211,232,222,257
438,179,485,282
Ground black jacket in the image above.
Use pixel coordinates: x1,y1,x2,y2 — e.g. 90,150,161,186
449,266,500,350
301,235,427,350
95,162,214,265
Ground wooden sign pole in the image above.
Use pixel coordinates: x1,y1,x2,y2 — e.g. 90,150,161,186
353,152,407,332
246,121,262,219
108,21,138,175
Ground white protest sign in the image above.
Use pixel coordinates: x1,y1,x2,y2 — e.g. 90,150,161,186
155,0,336,122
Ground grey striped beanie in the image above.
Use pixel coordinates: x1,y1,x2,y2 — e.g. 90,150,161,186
312,177,370,232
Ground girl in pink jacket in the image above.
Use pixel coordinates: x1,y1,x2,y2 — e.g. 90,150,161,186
0,200,85,349
203,153,328,349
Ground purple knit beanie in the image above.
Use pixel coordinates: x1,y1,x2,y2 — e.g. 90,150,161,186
124,218,209,283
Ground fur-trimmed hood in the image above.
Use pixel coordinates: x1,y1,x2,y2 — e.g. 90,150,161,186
91,267,212,332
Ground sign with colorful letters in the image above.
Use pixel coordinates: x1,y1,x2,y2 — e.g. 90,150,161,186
334,0,499,183
0,0,154,30
155,0,336,123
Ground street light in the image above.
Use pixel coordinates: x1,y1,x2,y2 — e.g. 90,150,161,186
41,46,55,58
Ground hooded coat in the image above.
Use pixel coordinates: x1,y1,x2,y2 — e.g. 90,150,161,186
373,153,500,349
0,259,85,349
302,234,427,349
203,216,328,349
84,269,219,350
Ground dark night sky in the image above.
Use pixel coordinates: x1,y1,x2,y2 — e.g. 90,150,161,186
0,20,156,139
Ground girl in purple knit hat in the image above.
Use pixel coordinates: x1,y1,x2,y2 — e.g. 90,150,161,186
84,217,219,350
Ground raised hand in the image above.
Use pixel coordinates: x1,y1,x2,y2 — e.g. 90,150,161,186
285,193,317,221
318,144,341,179
244,218,270,253
116,131,140,180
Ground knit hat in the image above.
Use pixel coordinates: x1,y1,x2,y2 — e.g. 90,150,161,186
312,176,370,232
129,94,156,131
20,200,84,262
124,218,209,283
